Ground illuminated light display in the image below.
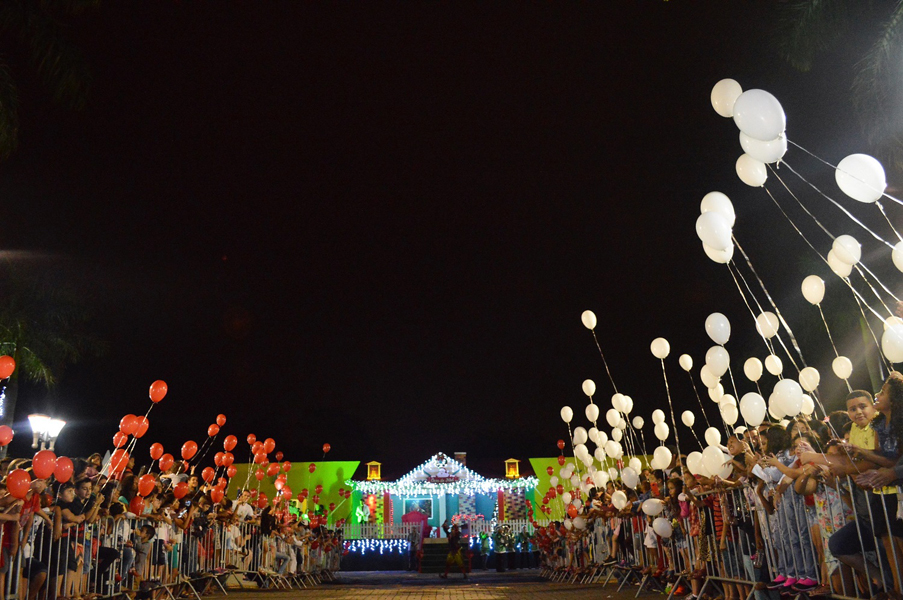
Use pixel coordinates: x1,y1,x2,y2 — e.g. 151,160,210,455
344,539,410,555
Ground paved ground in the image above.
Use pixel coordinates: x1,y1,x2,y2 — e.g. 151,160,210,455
228,569,647,598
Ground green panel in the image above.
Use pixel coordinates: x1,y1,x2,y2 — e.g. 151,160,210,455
227,460,360,525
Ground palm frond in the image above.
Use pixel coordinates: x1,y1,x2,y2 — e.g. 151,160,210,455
772,0,852,72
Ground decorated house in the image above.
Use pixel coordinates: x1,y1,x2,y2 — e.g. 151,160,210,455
347,452,537,536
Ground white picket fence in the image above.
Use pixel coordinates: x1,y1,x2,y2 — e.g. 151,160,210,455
340,519,549,540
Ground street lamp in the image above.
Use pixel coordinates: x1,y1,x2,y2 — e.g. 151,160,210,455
28,413,66,451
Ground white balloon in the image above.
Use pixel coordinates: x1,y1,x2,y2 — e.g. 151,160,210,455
560,406,573,423
722,404,739,425
586,403,600,423
681,410,695,427
774,378,803,402
734,426,748,435
570,474,580,487
736,153,768,187
836,154,886,203
621,466,639,489
651,337,671,360
827,249,853,278
832,356,853,380
606,408,620,428
653,446,673,468
604,440,619,459
679,354,693,372
593,470,609,488
799,367,820,392
632,416,644,429
704,427,722,447
702,445,728,477
686,451,704,475
801,394,815,416
739,131,787,164
743,357,763,382
611,393,626,413
882,324,903,363
575,443,588,459
573,427,588,446
885,317,903,331
608,467,619,480
642,498,664,516
573,516,586,530
653,517,673,538
703,243,735,264
833,235,861,265
719,394,737,408
597,430,608,445
561,491,572,505
700,192,736,228
651,409,666,425
611,427,623,442
708,383,725,403
594,447,606,464
768,394,786,420
739,392,766,427
696,212,732,252
756,312,780,339
582,379,596,397
706,345,730,378
711,78,743,118
779,419,790,428
622,396,634,415
801,275,825,305
654,422,670,441
700,364,720,389
629,457,642,472
765,354,783,376
581,310,597,330
705,312,731,345
564,518,573,530
894,241,903,274
732,89,786,142
611,490,627,510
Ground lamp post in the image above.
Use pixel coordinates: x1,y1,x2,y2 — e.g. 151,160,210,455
28,413,65,451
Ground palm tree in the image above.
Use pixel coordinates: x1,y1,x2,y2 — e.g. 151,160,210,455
0,266,104,450
772,1,903,174
0,0,99,160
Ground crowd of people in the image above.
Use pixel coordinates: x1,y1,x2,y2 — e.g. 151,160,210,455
533,373,903,600
0,453,341,600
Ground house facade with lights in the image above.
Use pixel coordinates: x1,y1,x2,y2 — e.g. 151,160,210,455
346,452,537,537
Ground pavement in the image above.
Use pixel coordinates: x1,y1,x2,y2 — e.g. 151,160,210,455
227,569,650,598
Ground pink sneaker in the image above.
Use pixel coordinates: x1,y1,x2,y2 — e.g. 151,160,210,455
782,578,798,588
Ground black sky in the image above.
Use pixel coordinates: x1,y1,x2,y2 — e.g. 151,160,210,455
0,1,897,479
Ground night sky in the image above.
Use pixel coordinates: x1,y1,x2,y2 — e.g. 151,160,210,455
0,2,896,479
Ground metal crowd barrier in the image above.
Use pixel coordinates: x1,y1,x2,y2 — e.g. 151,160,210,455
3,509,342,600
538,475,903,600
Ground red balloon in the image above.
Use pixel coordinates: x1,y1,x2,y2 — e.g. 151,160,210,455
275,451,284,462
301,488,309,498
216,414,226,427
129,496,145,515
251,441,264,455
328,502,335,511
567,504,578,518
134,416,150,439
557,439,565,450
275,478,285,491
282,486,293,501
138,474,156,497
0,425,13,446
120,414,139,436
222,452,234,467
53,456,73,483
256,493,268,509
227,465,237,478
282,461,291,472
250,489,258,497
32,450,56,479
308,463,316,473
6,469,30,499
181,440,198,461
311,494,320,504
159,453,174,472
211,487,224,504
113,431,128,448
149,443,164,461
339,488,345,498
315,484,323,494
223,435,237,452
255,469,264,481
214,452,224,467
207,424,220,437
0,355,15,379
556,484,564,495
173,481,189,499
267,463,279,477
263,438,276,454
149,380,168,403
217,477,228,488
557,455,566,466
109,449,129,474
542,497,549,505
322,443,331,454
546,466,554,476
202,467,215,483
247,434,257,445
254,453,266,464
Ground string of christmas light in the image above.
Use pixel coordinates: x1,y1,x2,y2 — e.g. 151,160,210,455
344,539,411,555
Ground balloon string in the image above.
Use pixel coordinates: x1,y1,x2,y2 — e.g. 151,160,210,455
732,235,807,370
779,160,896,248
686,371,712,430
877,201,903,243
659,360,685,479
850,289,893,376
856,260,901,306
786,138,903,208
687,424,704,451
723,365,742,438
725,260,786,376
590,330,619,394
